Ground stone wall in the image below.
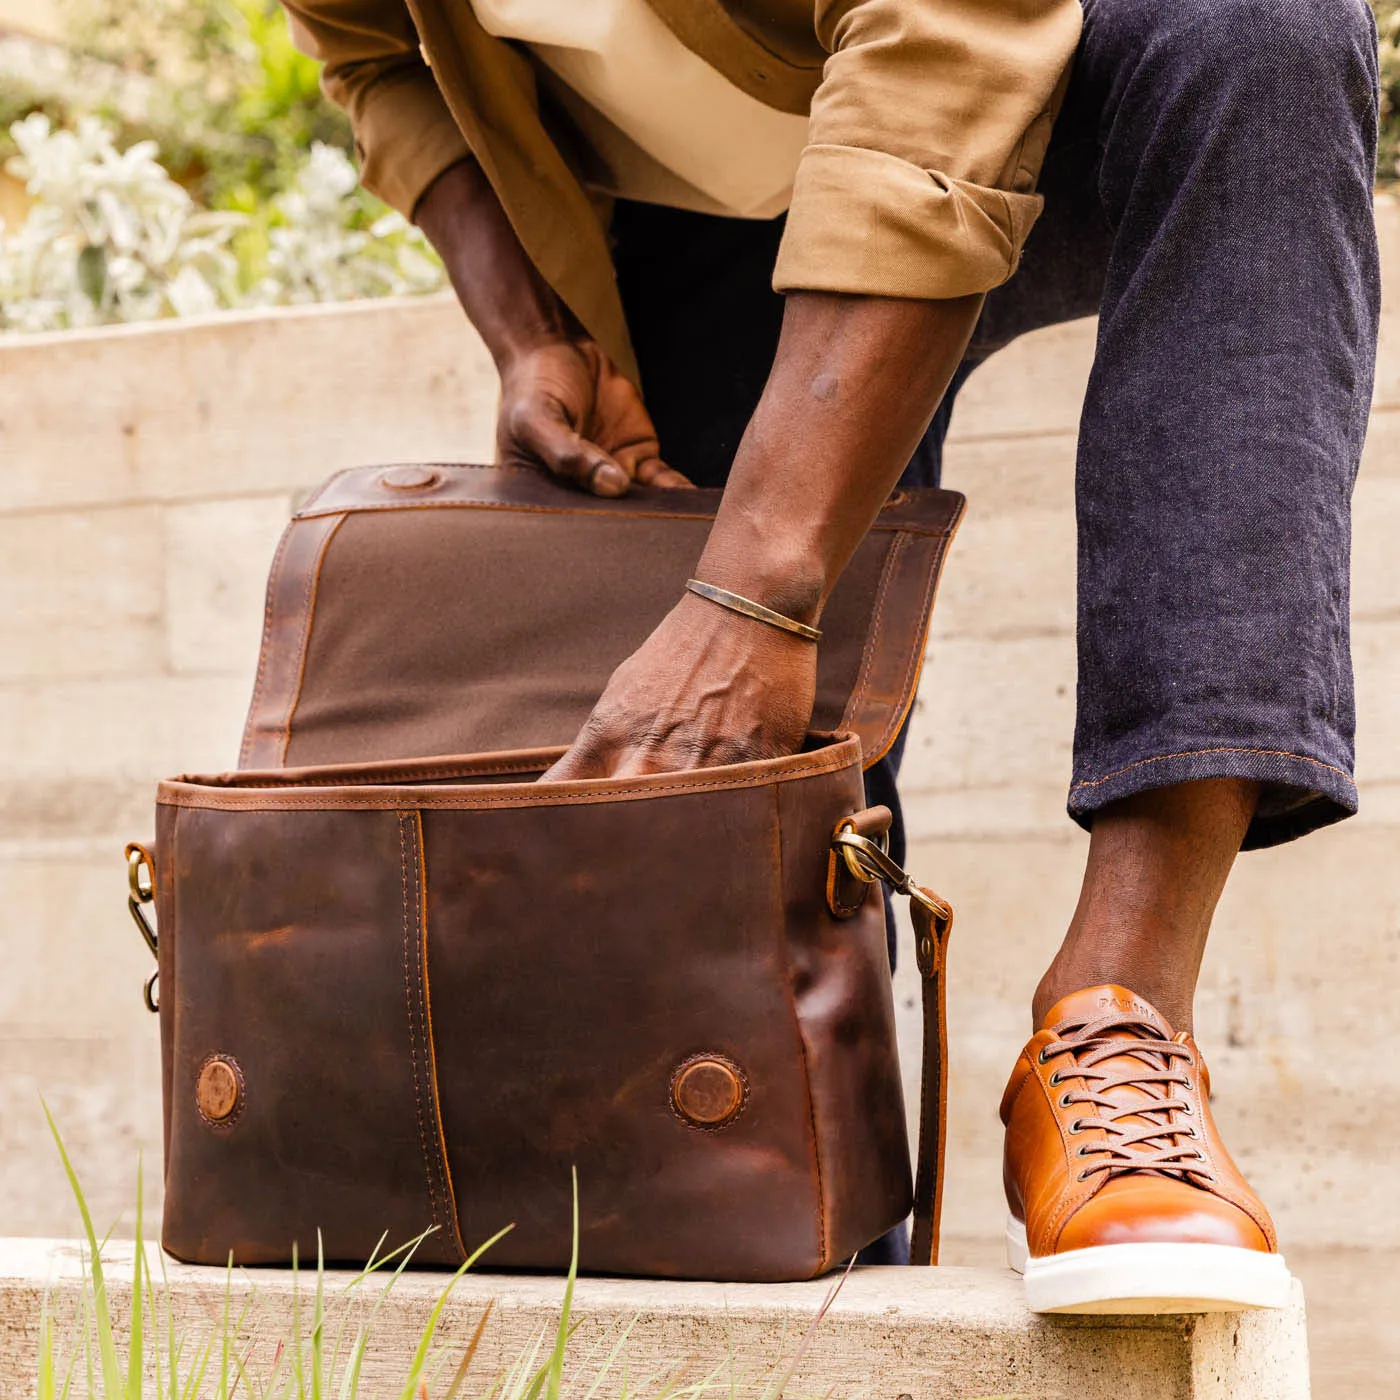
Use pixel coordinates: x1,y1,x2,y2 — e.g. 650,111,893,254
1,197,1395,1394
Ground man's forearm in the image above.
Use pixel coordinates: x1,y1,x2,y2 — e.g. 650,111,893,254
693,291,984,624
414,156,574,368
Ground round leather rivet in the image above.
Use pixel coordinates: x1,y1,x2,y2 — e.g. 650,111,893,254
379,466,441,491
671,1056,746,1128
197,1057,241,1122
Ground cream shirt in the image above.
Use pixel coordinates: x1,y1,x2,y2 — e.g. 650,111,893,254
469,0,811,218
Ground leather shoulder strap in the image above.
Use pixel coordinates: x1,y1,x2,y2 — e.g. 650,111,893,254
909,891,953,1266
830,818,953,1265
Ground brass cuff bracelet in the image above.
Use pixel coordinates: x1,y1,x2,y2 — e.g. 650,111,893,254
685,579,823,642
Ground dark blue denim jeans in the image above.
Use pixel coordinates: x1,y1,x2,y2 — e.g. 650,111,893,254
615,0,1381,858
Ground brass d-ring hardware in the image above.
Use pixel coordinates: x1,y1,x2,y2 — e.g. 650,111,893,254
831,826,954,944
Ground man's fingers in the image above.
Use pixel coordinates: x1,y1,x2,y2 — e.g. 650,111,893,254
541,738,614,782
632,455,695,489
516,412,631,497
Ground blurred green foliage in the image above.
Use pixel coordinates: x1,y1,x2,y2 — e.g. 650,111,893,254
61,0,355,209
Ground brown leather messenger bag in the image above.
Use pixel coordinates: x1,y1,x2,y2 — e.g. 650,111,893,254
125,464,965,1282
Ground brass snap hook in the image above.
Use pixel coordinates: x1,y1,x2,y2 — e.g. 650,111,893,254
125,842,159,1013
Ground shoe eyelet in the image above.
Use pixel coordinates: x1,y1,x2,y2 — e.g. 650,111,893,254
1182,1077,1193,1091
1077,1169,1091,1182
1048,1071,1063,1086
1182,1102,1194,1116
1059,1092,1074,1108
1071,1123,1087,1140
1038,1048,1052,1066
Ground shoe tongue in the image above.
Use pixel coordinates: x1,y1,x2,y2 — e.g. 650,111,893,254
1040,984,1175,1039
1042,986,1185,1162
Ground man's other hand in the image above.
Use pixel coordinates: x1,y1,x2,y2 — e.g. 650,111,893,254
498,339,693,496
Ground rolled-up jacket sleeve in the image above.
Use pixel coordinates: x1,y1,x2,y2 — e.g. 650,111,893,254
281,0,471,217
774,0,1082,299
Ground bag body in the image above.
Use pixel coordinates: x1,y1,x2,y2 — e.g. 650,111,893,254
132,465,964,1280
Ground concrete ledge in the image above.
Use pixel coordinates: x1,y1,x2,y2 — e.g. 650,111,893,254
0,1240,1309,1399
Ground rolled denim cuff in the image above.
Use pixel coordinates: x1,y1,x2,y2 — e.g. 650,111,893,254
1067,746,1359,851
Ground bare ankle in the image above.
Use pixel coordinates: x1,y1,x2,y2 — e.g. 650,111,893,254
1030,778,1258,1034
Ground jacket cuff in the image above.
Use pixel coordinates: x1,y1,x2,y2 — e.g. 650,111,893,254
351,69,472,219
773,144,1044,299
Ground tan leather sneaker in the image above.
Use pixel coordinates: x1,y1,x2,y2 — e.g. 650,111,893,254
1000,984,1293,1313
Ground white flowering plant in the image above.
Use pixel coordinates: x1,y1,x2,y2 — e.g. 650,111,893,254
0,114,443,335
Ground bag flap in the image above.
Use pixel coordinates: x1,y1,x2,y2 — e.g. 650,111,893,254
240,464,964,771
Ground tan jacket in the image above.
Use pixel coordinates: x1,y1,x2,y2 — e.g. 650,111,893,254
283,0,1081,381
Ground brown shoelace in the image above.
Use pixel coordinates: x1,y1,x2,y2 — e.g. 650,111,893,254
1040,1011,1214,1185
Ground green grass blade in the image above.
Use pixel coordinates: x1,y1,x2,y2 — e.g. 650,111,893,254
312,1233,325,1400
578,1318,637,1400
126,1155,144,1400
42,1101,123,1400
219,1255,236,1400
337,1328,369,1400
36,1307,55,1400
543,1168,581,1400
290,1245,306,1400
393,1223,514,1400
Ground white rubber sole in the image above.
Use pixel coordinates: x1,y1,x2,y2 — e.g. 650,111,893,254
1005,1215,1294,1314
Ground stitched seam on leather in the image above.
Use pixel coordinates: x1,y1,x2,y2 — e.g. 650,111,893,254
278,514,345,765
294,464,359,514
400,813,443,1243
159,750,858,810
864,505,964,766
413,810,468,1262
239,519,296,767
227,757,556,787
837,533,902,739
1033,1065,1098,1252
296,495,958,538
770,783,827,1271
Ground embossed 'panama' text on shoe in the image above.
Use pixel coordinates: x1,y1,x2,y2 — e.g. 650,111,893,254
1000,984,1294,1314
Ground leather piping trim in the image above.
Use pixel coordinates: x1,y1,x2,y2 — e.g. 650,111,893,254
399,811,465,1263
297,495,961,539
294,464,963,539
857,498,967,768
769,783,828,1274
277,513,344,765
239,519,295,767
160,739,862,812
838,532,904,747
223,751,563,789
238,512,345,768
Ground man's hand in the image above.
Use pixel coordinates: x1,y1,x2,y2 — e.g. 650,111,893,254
498,339,691,497
544,290,984,780
543,593,816,779
415,158,688,495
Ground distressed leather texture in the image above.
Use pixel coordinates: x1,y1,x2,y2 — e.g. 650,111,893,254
151,465,966,1279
